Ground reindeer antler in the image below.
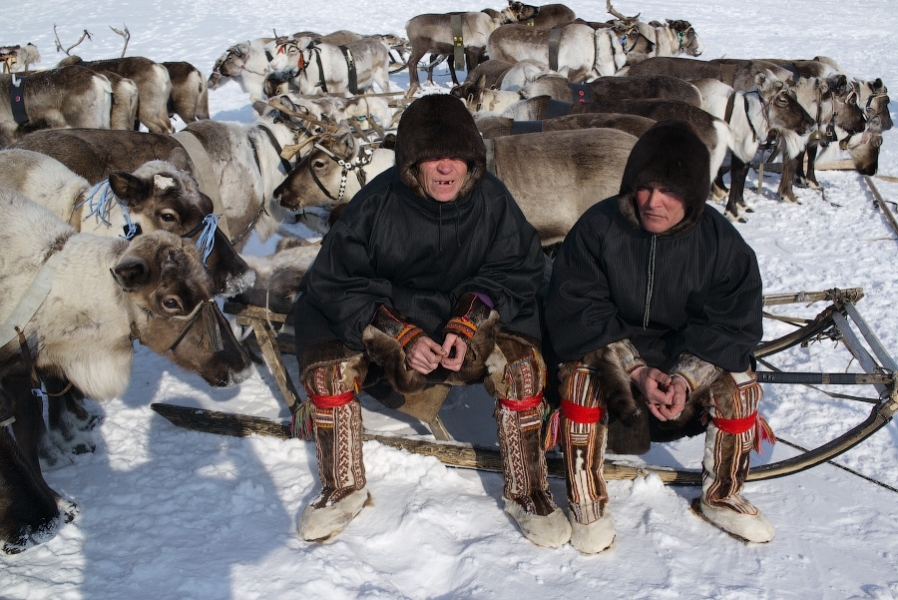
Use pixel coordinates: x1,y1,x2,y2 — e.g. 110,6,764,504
606,0,640,23
268,97,339,133
53,25,93,55
110,24,130,58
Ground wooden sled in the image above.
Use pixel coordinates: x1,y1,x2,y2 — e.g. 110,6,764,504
180,287,897,486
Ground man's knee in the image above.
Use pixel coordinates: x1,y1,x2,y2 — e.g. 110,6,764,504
707,370,762,419
300,341,368,399
485,334,546,401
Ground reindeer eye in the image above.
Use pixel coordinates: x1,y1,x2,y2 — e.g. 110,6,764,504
313,159,327,170
775,95,789,107
159,211,179,223
162,297,183,312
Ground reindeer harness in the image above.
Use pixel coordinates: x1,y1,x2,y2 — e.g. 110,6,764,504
8,74,28,125
307,142,374,203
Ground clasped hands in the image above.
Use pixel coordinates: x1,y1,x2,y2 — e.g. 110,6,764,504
631,366,689,422
405,333,467,374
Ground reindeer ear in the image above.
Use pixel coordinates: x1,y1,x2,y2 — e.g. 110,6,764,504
334,131,356,158
251,100,269,116
166,146,192,172
108,171,152,207
111,256,151,291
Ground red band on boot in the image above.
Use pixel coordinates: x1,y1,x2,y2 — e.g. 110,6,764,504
308,391,355,408
713,411,777,453
713,412,757,434
498,392,543,411
560,399,605,424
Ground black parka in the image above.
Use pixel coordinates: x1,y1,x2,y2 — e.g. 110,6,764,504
545,194,763,373
294,167,545,355
544,120,763,374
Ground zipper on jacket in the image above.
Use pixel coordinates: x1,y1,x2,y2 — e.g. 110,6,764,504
643,234,656,329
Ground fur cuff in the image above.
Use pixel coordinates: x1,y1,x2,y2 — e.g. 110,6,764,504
371,305,424,349
444,309,501,385
362,324,426,395
443,292,494,343
669,354,723,397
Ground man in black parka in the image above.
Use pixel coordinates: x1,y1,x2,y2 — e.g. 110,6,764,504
544,120,774,553
292,94,571,547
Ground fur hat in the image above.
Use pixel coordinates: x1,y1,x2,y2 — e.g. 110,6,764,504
618,119,710,235
394,94,486,200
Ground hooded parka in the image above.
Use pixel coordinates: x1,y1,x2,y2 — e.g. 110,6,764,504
294,95,544,361
545,120,763,374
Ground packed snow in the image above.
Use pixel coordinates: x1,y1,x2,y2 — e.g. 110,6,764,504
2,0,898,598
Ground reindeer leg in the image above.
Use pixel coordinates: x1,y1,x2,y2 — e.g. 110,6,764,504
778,154,800,204
805,143,822,190
726,154,749,222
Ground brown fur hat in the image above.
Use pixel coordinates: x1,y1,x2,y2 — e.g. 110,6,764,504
394,94,487,200
618,119,710,235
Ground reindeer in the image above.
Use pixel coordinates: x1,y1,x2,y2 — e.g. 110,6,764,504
508,2,577,28
163,61,210,123
486,22,626,82
0,148,255,466
208,38,275,99
0,43,40,73
474,111,656,140
520,73,704,106
265,36,391,97
625,56,795,91
0,66,112,147
0,188,253,552
404,12,504,97
10,98,320,250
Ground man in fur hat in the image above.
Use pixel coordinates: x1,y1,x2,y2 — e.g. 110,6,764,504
292,94,571,547
543,119,773,553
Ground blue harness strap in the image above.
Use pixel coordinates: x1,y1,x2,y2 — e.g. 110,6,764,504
9,75,28,125
512,120,544,135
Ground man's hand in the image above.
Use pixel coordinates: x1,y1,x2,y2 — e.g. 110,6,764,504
405,335,445,374
440,333,468,371
631,366,688,422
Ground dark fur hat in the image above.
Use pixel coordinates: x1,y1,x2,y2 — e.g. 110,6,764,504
394,94,487,200
618,119,710,235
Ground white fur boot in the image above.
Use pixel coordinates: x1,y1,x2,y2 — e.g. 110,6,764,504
560,363,615,554
299,487,371,541
298,395,369,542
697,372,775,543
496,401,572,548
569,512,616,554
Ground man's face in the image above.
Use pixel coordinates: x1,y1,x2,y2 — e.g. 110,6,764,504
635,182,687,233
418,157,468,202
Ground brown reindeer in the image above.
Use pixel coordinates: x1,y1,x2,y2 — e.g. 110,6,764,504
0,66,112,147
59,55,173,133
508,2,577,28
163,61,210,123
404,12,503,97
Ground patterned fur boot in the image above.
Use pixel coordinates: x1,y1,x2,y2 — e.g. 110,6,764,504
694,371,775,543
492,342,571,548
298,364,370,542
559,363,615,554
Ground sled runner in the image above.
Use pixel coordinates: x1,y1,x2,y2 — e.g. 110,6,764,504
154,286,898,485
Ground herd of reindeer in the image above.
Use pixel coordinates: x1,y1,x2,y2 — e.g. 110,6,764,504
0,0,892,554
